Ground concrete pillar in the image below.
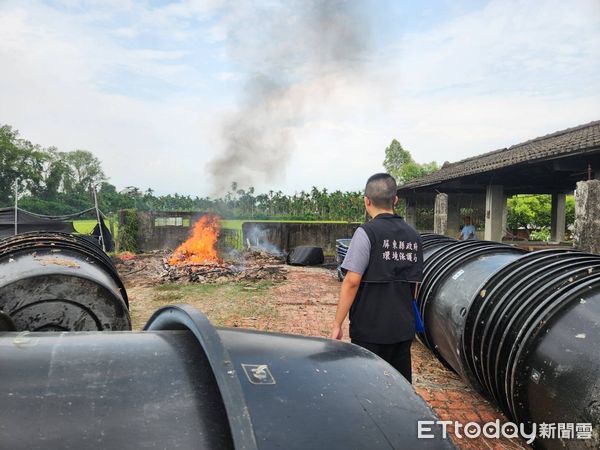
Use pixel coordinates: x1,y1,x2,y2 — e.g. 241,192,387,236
574,180,600,254
502,194,508,237
484,185,505,242
405,199,417,229
447,195,461,238
434,193,448,235
550,193,566,243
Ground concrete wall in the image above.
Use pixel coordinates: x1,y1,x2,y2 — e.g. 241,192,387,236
135,211,204,252
242,222,360,255
128,212,359,254
574,180,600,254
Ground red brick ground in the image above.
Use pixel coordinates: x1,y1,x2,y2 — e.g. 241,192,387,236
253,266,528,449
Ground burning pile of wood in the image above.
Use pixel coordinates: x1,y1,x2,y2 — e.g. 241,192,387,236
161,215,287,283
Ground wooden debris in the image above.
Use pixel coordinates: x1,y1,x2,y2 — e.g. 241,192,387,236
162,249,287,283
114,249,288,285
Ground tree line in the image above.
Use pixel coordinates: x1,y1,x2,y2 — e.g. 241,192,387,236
0,124,366,221
0,123,573,234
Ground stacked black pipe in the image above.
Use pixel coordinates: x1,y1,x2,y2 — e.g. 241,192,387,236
0,232,130,331
0,305,454,449
418,234,600,448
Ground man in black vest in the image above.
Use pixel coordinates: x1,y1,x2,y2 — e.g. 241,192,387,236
331,173,423,383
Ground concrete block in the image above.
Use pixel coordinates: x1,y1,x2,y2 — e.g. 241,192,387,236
574,180,600,254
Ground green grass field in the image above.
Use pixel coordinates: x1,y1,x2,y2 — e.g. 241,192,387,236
220,219,358,230
73,218,355,242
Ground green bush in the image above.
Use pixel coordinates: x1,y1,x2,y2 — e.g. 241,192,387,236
117,209,139,252
529,227,550,242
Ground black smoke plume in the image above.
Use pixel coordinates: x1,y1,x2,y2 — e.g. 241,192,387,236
208,0,371,194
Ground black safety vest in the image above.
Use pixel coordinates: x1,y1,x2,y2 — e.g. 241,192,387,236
349,213,423,344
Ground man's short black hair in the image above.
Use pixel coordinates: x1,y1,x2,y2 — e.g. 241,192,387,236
364,173,397,208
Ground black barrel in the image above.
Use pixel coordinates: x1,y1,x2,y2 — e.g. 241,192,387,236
418,235,600,449
0,232,130,331
335,238,351,281
420,233,457,251
0,305,454,449
417,239,525,382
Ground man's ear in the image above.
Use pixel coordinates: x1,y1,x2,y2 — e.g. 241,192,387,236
364,196,371,207
393,195,399,207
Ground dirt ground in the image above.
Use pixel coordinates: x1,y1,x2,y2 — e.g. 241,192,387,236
119,255,527,449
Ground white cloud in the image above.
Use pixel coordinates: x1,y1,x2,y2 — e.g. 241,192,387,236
394,0,600,98
382,0,600,163
113,26,138,38
0,2,221,195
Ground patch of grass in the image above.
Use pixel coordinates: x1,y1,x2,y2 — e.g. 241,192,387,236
72,219,97,234
73,219,119,237
147,280,277,327
220,220,245,230
153,291,183,303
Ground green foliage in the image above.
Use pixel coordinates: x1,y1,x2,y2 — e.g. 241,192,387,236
63,150,106,193
0,123,109,213
383,139,412,173
383,138,439,184
529,227,551,242
0,125,46,203
507,194,575,233
117,209,139,252
565,195,575,226
507,195,551,230
0,123,381,222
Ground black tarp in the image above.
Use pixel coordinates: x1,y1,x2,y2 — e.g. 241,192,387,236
0,208,75,238
286,246,325,266
91,220,114,252
0,207,114,251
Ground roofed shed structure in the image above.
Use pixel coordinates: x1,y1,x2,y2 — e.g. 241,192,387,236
397,120,600,242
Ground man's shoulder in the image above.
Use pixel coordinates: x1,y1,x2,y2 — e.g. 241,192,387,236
396,218,420,239
362,216,420,236
349,227,371,251
352,226,369,241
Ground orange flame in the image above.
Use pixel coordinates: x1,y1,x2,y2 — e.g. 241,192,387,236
118,251,136,261
168,214,221,266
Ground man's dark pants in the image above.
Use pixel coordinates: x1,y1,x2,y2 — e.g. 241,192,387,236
352,340,413,383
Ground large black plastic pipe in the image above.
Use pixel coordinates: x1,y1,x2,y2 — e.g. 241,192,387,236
418,235,600,449
0,305,454,449
0,232,130,331
418,239,525,381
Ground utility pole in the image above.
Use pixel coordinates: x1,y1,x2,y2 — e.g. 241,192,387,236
14,180,18,235
93,188,106,252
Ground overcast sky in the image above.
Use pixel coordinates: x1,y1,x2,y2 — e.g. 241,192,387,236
1,0,599,196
